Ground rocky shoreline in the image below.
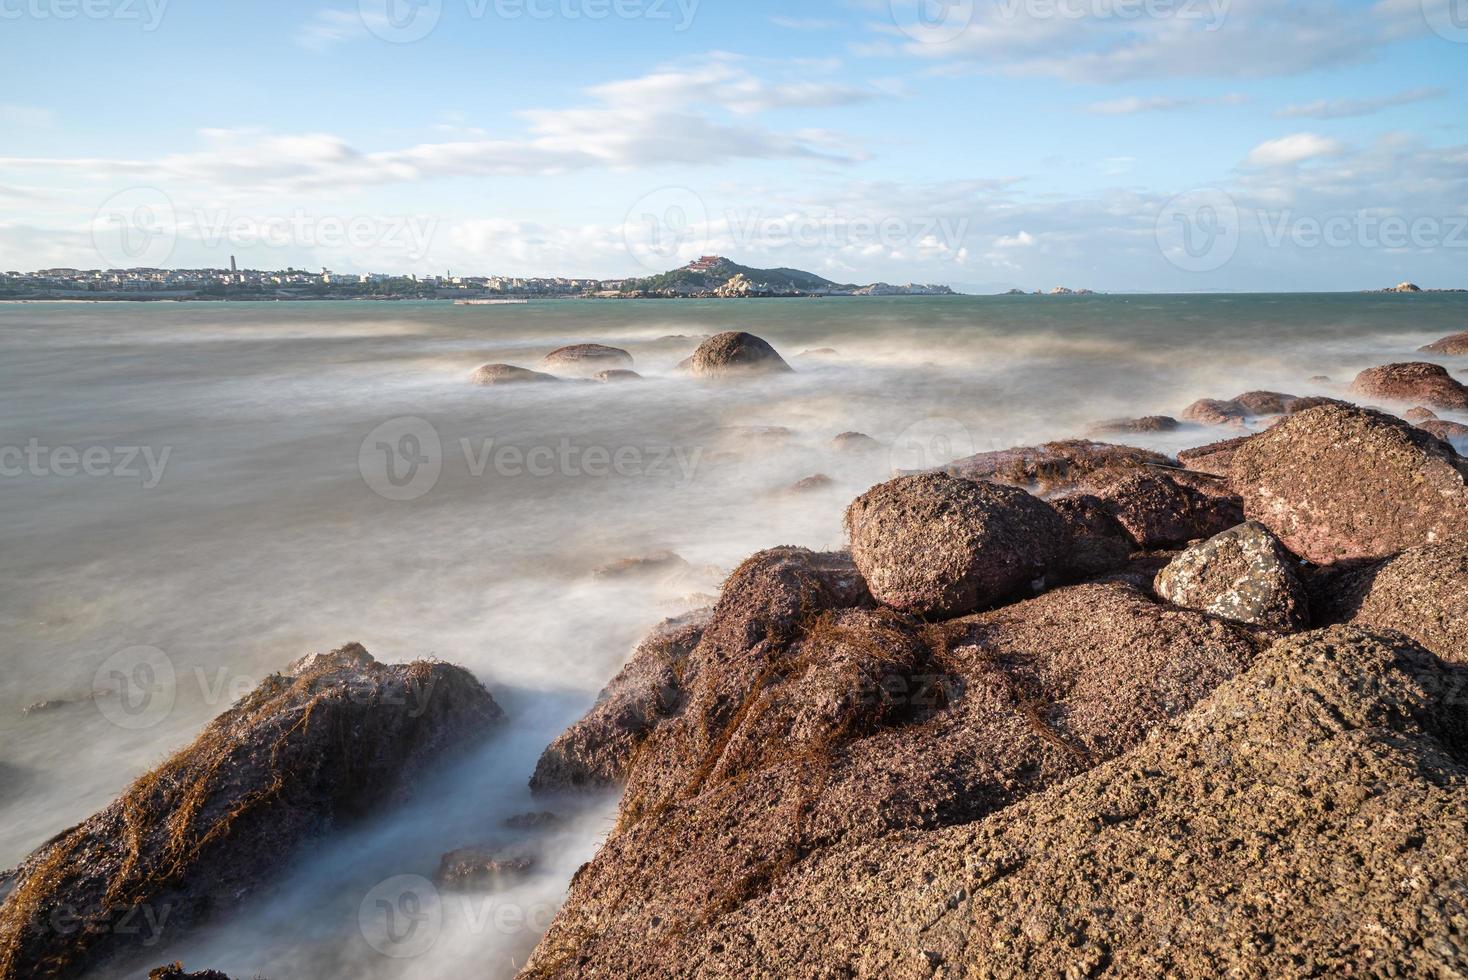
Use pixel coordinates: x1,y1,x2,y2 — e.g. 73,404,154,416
2,328,1466,978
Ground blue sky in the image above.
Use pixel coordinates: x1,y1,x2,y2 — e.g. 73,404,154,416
1,0,1465,290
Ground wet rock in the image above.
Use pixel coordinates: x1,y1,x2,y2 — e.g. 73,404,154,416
784,474,834,494
845,473,1070,617
1286,394,1352,413
148,965,239,980
504,811,563,831
1050,494,1134,580
1181,398,1247,426
1420,419,1468,443
1230,403,1468,563
1085,415,1180,436
1406,406,1439,423
684,332,793,377
1073,468,1244,550
523,580,1259,977
592,551,691,583
1231,390,1299,415
795,347,839,359
829,431,880,454
531,610,711,792
1322,545,1468,662
542,344,633,377
1176,434,1256,477
593,369,641,383
1155,521,1309,631
0,645,502,980
1421,331,1468,355
435,847,535,892
1351,361,1468,410
545,627,1468,978
469,363,559,386
943,440,1172,495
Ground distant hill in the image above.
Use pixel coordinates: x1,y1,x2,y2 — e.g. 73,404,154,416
621,257,952,297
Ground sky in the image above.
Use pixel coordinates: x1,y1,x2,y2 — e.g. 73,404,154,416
0,0,1465,291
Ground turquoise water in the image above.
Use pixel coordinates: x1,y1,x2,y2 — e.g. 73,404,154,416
0,294,1464,977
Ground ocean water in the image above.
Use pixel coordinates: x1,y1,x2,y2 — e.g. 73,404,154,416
1,294,1465,978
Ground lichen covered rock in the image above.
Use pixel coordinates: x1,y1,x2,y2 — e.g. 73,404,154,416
1155,521,1309,631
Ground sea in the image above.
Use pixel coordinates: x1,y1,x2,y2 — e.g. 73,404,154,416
1,293,1465,978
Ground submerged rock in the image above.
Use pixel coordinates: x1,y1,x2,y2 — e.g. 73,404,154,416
683,332,792,377
469,363,559,386
784,474,834,494
1181,398,1247,426
592,369,641,383
1085,415,1180,436
1230,404,1468,563
1421,331,1468,355
1406,406,1439,423
829,431,881,454
1155,521,1309,631
435,847,534,893
1231,390,1299,415
845,473,1069,618
148,965,240,980
1351,361,1468,410
1322,545,1468,663
592,551,691,583
0,644,502,980
542,344,633,377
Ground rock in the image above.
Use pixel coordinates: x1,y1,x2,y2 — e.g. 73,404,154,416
1406,406,1439,422
1308,375,1333,383
469,363,559,386
1351,361,1468,410
829,431,881,454
435,847,534,892
1085,415,1180,436
592,551,691,583
522,580,1258,977
503,811,563,830
593,369,641,383
1286,395,1351,413
1176,434,1256,477
795,347,839,359
1181,398,1246,426
0,644,501,980
1230,390,1299,415
785,474,834,494
530,610,711,793
1421,331,1468,355
542,344,634,377
683,332,793,377
943,440,1172,495
845,473,1070,617
1050,494,1134,580
541,627,1468,978
148,965,239,980
1073,468,1244,550
1420,419,1468,443
1322,545,1468,662
722,425,793,447
1230,403,1468,563
1385,280,1422,291
1154,521,1310,631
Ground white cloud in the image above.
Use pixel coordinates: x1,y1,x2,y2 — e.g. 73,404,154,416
994,231,1036,247
1242,133,1346,168
295,9,370,49
1275,87,1445,119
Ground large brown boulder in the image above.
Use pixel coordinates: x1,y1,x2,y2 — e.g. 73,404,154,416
1321,545,1468,663
1421,419,1468,443
1155,521,1310,631
542,343,633,377
1050,494,1134,580
0,645,502,980
565,628,1468,978
469,363,559,385
1181,398,1247,426
1176,434,1256,477
683,332,792,377
1073,468,1244,549
1351,361,1468,410
1422,331,1468,355
520,580,1259,977
1231,390,1299,415
845,474,1070,618
1230,404,1468,563
942,440,1171,494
